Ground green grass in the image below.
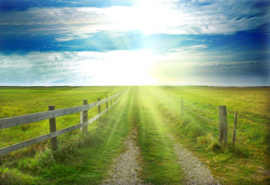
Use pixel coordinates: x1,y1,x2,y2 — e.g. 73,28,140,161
1,87,185,184
0,87,133,184
131,87,184,184
0,86,269,184
0,86,124,151
146,86,270,184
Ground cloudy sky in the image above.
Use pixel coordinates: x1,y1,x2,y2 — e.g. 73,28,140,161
0,0,269,86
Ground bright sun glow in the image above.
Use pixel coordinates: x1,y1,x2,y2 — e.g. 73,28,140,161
106,50,156,85
81,50,156,85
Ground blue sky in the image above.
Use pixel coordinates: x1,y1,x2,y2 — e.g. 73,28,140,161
0,0,269,86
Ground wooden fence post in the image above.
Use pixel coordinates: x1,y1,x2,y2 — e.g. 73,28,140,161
232,111,237,144
98,98,101,122
181,98,183,116
219,105,228,145
48,105,57,151
81,100,88,134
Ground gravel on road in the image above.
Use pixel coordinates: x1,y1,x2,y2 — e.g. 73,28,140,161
169,135,221,185
101,129,146,185
101,130,221,185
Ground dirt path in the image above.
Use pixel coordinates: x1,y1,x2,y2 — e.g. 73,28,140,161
101,132,221,185
101,129,146,185
169,135,221,185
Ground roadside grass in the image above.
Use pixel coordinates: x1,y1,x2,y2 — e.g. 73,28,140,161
0,86,124,155
1,86,269,184
147,86,270,184
0,88,133,185
133,87,184,184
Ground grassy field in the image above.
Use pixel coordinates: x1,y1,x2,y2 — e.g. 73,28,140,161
145,86,270,184
0,86,124,149
132,87,183,184
0,86,129,184
0,86,269,184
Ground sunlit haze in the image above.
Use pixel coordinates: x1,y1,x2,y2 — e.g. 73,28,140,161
0,0,269,86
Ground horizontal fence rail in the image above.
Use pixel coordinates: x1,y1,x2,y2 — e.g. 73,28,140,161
0,89,126,156
0,90,125,130
152,90,237,145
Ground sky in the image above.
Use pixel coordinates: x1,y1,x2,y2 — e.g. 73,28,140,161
0,0,269,86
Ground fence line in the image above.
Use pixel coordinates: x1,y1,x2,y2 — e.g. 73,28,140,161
152,90,237,145
0,90,125,130
185,103,218,114
0,89,126,156
160,94,218,115
153,91,219,125
170,101,220,132
185,108,219,124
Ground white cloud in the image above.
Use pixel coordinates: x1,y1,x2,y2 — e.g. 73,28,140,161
158,44,234,62
188,45,208,49
0,44,267,85
0,0,268,41
0,50,156,85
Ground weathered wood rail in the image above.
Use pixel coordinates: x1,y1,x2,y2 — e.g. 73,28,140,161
0,89,126,156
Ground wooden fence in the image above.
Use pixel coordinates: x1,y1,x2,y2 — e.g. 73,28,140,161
184,100,237,145
0,89,126,156
157,92,237,145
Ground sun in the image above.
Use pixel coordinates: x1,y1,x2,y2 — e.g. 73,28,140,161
82,50,156,85
110,49,156,85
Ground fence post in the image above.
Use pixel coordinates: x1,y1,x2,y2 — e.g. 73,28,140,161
232,111,237,144
106,95,108,114
98,98,101,122
81,100,88,134
181,98,183,116
48,105,57,151
219,105,228,145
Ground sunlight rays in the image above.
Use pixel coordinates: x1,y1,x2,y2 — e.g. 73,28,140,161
82,49,156,85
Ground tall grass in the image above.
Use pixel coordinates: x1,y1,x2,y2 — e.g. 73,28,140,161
133,87,184,184
1,86,269,184
0,86,124,153
147,86,270,184
0,87,132,184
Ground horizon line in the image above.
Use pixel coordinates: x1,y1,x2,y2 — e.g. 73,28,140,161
0,85,269,88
